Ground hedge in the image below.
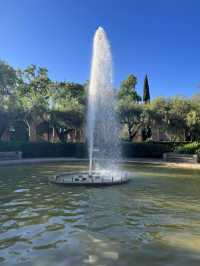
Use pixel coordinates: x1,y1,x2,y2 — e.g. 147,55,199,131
0,141,175,159
0,142,87,158
175,142,200,154
121,142,172,158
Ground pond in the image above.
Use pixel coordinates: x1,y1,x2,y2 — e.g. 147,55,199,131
0,162,200,266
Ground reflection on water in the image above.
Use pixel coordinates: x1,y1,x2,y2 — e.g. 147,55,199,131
0,162,200,265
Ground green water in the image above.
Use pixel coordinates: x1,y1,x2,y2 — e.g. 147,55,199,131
0,162,200,266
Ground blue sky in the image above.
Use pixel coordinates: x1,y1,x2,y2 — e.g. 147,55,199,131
0,0,200,98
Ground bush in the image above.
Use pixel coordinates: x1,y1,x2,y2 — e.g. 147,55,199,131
0,142,87,158
197,150,200,162
175,142,200,154
0,141,174,159
122,142,172,158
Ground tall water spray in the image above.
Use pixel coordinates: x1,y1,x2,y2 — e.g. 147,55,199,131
49,27,128,186
87,27,121,175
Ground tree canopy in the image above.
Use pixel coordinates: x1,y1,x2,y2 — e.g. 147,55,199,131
0,60,199,143
118,74,141,102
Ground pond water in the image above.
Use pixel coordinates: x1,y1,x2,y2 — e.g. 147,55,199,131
0,162,200,266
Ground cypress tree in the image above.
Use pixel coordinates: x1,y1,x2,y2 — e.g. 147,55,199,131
143,75,150,104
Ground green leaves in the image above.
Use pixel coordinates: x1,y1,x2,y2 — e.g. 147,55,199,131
0,60,17,109
143,74,150,103
0,59,199,143
118,74,141,102
50,82,86,111
117,96,144,141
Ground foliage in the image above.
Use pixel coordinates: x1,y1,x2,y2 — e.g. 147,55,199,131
118,74,141,101
0,61,18,138
0,60,16,106
143,75,150,103
117,96,143,141
15,65,52,141
167,97,191,140
122,142,172,158
0,60,200,145
49,82,85,142
50,81,86,108
0,110,9,138
0,141,173,158
0,141,87,158
175,142,200,154
16,65,51,110
147,96,200,142
186,96,200,140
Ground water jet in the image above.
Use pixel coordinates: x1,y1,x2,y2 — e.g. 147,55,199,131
50,27,129,186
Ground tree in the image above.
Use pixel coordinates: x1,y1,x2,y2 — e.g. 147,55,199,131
143,74,150,104
0,60,16,102
50,107,84,143
0,110,9,139
118,74,141,102
146,97,171,141
167,97,191,141
118,96,143,141
186,110,200,141
149,97,169,126
149,97,192,141
0,60,17,139
50,82,85,142
16,65,51,142
50,81,86,108
186,95,200,141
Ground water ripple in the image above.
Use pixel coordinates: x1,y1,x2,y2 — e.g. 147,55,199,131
0,163,200,266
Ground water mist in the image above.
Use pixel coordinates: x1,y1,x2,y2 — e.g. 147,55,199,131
87,27,121,175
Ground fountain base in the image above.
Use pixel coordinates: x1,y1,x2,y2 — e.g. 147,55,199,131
49,171,129,186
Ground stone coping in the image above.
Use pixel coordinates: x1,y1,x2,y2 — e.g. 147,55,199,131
0,157,199,170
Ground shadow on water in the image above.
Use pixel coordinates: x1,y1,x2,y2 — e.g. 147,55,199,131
0,162,200,265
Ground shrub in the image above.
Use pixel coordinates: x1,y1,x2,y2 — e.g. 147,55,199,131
197,149,200,162
175,142,200,154
121,142,172,158
0,142,87,158
0,141,174,159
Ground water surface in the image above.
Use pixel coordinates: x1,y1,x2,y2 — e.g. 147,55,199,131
0,162,200,266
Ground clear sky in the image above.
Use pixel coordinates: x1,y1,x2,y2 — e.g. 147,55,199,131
0,0,200,98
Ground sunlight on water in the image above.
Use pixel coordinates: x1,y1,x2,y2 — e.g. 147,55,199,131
162,233,200,253
0,163,200,265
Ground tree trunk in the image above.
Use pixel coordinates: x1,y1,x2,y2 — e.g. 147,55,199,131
0,128,7,140
128,126,133,141
29,123,37,142
52,127,55,143
0,123,9,140
157,127,160,141
55,128,65,143
76,129,82,143
128,124,141,142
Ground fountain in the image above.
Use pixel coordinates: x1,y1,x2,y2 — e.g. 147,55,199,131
49,27,129,186
87,26,120,174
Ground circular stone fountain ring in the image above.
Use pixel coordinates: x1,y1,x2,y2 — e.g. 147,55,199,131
49,171,130,186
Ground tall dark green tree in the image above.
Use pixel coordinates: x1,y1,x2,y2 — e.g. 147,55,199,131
143,75,150,104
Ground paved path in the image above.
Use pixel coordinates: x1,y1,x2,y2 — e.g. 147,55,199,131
0,157,200,170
